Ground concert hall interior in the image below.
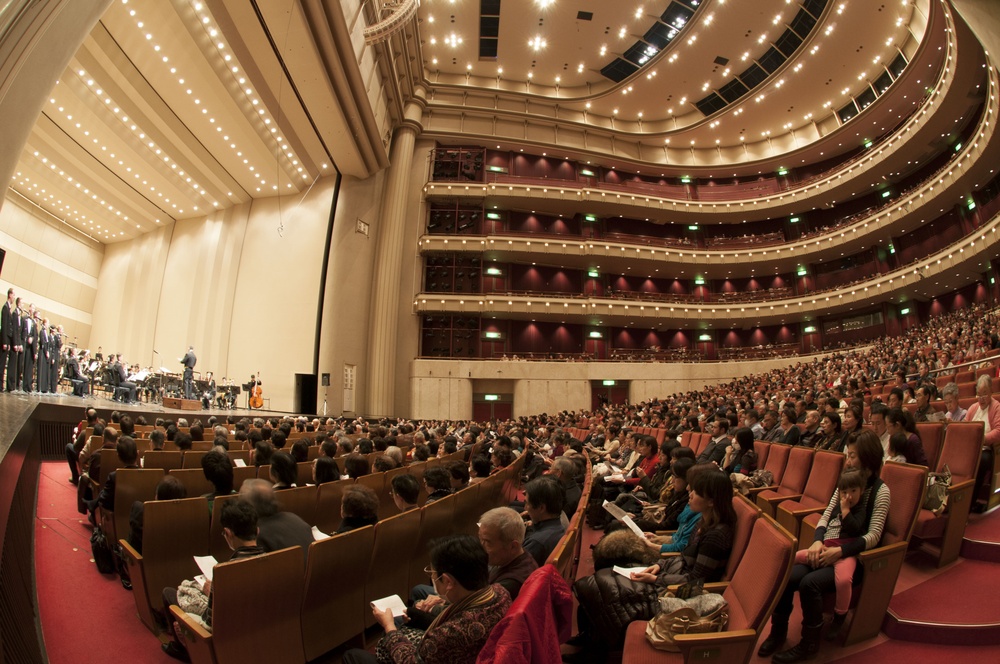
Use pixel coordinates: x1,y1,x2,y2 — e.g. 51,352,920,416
2,0,1000,662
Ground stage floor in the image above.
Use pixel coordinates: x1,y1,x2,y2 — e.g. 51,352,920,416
0,389,286,425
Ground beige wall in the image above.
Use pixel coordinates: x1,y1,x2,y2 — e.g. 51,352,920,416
92,177,337,411
316,169,384,417
0,195,104,346
410,352,847,421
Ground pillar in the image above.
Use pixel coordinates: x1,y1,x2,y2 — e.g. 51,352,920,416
366,92,424,417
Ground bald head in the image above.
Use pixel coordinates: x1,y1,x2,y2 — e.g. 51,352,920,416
239,478,279,518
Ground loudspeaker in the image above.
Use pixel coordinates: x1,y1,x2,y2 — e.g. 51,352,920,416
321,373,330,387
0,247,5,277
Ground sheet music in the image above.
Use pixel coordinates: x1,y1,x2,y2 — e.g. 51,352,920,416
602,500,629,522
194,555,218,582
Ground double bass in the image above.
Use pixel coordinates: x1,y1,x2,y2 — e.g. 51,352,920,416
249,371,263,409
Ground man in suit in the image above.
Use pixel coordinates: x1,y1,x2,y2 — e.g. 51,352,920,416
53,325,64,391
7,296,23,392
115,353,137,403
0,288,14,390
64,347,87,397
36,320,50,394
21,304,36,392
180,345,196,399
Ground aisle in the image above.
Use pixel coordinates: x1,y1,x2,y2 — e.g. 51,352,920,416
35,461,173,664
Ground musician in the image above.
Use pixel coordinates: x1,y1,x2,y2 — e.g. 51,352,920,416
45,323,59,394
37,321,50,394
64,348,87,397
54,325,64,387
11,298,23,391
1,288,14,391
247,373,262,409
180,346,197,399
202,371,217,410
95,346,104,362
114,353,137,403
21,304,37,393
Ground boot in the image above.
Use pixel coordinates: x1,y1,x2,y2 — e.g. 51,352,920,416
825,612,847,641
757,616,789,657
772,623,823,663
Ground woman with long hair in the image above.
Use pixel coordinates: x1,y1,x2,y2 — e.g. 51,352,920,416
759,430,890,662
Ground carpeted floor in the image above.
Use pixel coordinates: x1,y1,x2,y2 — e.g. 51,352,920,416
889,559,1000,626
825,638,1000,664
35,461,174,664
961,508,1000,562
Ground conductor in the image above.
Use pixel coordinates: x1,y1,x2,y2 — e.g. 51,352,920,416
180,346,197,399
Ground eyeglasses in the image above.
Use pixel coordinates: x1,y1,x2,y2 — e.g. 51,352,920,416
423,566,441,580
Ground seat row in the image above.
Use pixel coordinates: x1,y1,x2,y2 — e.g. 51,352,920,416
116,455,526,663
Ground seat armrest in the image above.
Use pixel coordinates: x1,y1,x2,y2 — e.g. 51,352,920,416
659,551,681,559
170,605,216,664
746,485,777,497
857,541,908,567
761,492,803,506
946,478,975,498
674,628,759,663
779,504,826,518
666,581,730,594
119,539,142,563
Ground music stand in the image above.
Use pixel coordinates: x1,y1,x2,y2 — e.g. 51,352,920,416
242,382,252,409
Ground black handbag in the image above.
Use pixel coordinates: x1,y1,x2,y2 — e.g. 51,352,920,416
90,526,115,574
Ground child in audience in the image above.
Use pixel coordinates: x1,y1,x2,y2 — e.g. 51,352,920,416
886,433,908,463
793,468,867,639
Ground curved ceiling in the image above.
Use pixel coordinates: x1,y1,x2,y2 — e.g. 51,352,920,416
417,0,928,162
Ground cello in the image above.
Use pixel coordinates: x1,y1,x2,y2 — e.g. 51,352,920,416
249,371,263,409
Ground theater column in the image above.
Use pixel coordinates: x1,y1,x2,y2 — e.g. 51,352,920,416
367,93,425,417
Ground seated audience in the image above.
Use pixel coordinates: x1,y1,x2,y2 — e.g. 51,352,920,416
423,467,454,504
337,484,379,533
522,477,567,566
201,448,235,512
344,453,370,479
128,476,188,554
268,451,298,490
312,456,339,485
345,535,511,664
390,474,420,512
238,479,312,554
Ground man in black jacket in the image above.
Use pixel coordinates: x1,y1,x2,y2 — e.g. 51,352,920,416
0,288,13,391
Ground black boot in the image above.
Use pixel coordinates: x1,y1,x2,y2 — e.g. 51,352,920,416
825,612,847,641
757,616,789,657
772,623,823,663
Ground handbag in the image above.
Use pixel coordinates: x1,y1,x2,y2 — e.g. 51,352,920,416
90,526,115,575
645,590,729,652
922,464,951,514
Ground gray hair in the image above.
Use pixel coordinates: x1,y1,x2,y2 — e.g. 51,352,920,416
479,506,526,544
977,374,993,394
385,445,404,466
941,382,960,399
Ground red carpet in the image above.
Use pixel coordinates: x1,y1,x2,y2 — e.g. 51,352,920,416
826,639,1000,664
35,461,174,664
885,558,1000,645
961,509,1000,562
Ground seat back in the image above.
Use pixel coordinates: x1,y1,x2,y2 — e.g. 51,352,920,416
723,516,796,632
762,443,791,484
97,448,121,487
452,482,484,537
779,447,814,493
232,465,257,490
801,451,845,504
315,478,354,535
916,422,945,470
680,431,693,448
365,509,422,627
693,433,711,456
937,421,984,482
142,450,184,472
958,382,977,399
409,493,458,590
209,494,240,561
879,462,928,546
356,472,385,502
296,462,313,488
755,441,771,469
212,547,305,664
141,497,210,619
181,450,208,469
408,462,428,505
276,485,318,526
168,468,215,496
725,495,762,581
301,526,375,660
113,468,164,543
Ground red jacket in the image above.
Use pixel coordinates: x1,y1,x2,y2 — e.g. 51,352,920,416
476,564,573,664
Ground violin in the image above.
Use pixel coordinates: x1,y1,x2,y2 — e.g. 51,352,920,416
250,370,263,409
